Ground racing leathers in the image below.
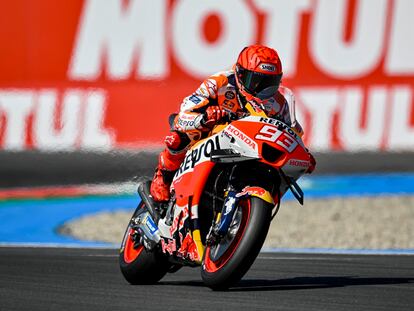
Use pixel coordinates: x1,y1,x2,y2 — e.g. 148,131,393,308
150,70,311,202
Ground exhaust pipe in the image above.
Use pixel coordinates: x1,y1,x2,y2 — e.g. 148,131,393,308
137,180,159,222
133,180,162,250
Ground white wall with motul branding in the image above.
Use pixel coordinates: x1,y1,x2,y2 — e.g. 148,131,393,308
0,0,413,152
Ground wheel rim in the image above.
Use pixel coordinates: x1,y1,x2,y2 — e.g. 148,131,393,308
203,199,251,273
123,228,144,263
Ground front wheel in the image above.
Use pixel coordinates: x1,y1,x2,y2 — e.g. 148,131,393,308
201,197,272,290
119,202,170,284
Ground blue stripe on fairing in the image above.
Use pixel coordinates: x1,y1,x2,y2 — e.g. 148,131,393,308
0,173,413,248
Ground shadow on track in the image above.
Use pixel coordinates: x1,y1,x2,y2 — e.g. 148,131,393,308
229,276,414,292
160,276,414,291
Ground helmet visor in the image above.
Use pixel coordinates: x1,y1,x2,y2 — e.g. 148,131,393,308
237,67,282,100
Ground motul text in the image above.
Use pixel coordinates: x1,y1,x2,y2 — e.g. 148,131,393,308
0,0,413,151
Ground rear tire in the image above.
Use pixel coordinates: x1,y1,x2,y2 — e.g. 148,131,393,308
201,197,272,290
119,202,170,284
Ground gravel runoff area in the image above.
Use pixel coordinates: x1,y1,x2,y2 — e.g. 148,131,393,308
60,195,414,250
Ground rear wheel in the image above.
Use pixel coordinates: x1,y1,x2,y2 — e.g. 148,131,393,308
201,197,272,290
119,202,170,284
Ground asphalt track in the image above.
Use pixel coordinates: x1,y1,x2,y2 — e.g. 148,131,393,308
1,152,414,311
1,247,413,311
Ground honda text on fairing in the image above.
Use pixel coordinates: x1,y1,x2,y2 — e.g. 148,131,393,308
119,103,311,290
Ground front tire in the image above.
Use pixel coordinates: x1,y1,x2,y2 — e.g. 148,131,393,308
201,197,272,290
119,202,170,284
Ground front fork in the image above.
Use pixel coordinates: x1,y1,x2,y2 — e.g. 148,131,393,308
206,185,275,245
206,188,238,246
213,188,239,237
207,165,240,245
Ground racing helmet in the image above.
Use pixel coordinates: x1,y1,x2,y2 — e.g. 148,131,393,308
235,45,283,104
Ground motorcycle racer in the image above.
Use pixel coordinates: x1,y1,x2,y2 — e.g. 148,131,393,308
150,44,316,202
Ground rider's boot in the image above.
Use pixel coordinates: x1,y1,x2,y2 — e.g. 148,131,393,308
150,148,185,202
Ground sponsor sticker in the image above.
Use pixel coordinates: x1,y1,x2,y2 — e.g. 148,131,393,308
225,124,257,149
225,91,235,100
258,117,298,139
236,186,266,198
175,135,221,176
177,118,195,128
259,63,276,72
224,197,236,215
161,238,176,255
288,159,310,168
222,99,235,109
145,216,158,234
189,94,201,104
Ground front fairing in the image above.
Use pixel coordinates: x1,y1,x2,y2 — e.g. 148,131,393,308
219,116,310,179
171,116,310,203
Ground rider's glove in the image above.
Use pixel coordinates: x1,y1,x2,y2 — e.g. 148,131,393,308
201,106,228,129
307,151,316,174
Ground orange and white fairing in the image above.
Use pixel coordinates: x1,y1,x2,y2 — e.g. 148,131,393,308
172,115,309,200
157,114,310,263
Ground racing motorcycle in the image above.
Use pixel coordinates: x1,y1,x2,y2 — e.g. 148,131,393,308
119,103,311,290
